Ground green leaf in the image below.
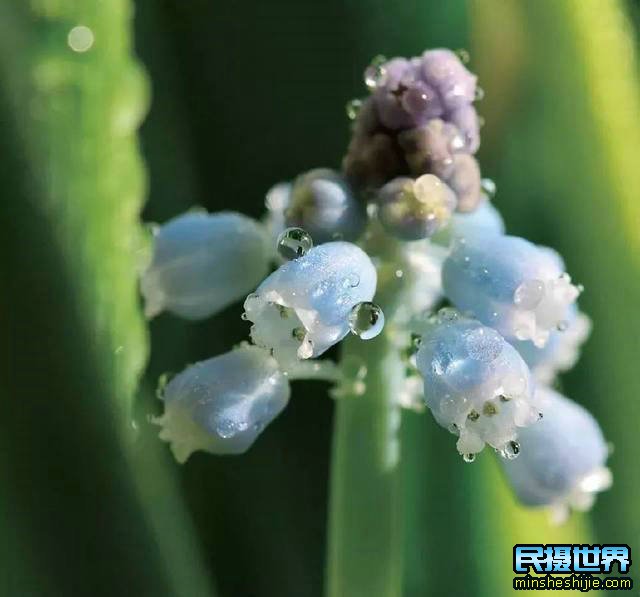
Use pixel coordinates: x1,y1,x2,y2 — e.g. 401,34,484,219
469,0,640,591
0,3,214,595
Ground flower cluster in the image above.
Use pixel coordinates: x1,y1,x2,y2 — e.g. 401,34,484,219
141,48,611,519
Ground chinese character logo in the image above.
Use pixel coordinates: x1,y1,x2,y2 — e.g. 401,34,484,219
514,544,631,574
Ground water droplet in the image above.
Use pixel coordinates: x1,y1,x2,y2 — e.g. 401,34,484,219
456,48,471,64
241,312,248,321
395,269,404,278
500,440,520,460
364,55,388,90
481,178,497,199
348,302,385,340
277,227,313,260
467,409,480,422
346,98,363,120
462,453,476,463
292,327,306,342
474,86,485,101
538,411,544,420
557,320,569,332
448,423,459,434
67,25,94,53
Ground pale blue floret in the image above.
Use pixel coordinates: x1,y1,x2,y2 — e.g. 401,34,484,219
432,199,505,246
501,386,611,519
415,309,539,457
513,307,591,384
442,235,581,347
155,345,290,463
244,241,377,369
141,211,270,320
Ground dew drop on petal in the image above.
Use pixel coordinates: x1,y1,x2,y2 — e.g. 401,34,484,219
276,227,313,260
364,55,388,90
455,48,471,64
474,86,485,101
348,301,385,340
463,453,476,463
346,98,363,120
480,178,497,199
500,440,520,460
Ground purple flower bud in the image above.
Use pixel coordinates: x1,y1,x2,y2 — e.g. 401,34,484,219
449,105,481,153
420,49,477,110
447,154,482,212
398,119,464,178
343,129,405,190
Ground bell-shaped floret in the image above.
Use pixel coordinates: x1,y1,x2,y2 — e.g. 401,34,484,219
284,169,365,243
377,174,457,240
501,386,611,521
432,200,505,246
154,345,290,463
244,241,378,369
141,211,270,320
513,308,591,384
442,235,581,347
415,309,539,458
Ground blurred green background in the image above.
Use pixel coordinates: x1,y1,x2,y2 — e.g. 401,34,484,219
0,0,639,595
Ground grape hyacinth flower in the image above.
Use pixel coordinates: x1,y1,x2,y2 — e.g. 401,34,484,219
244,240,378,369
154,345,290,463
141,211,270,320
415,309,538,459
501,386,611,521
442,235,581,347
143,47,610,529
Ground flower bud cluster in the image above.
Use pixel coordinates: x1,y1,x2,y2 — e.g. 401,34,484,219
138,47,611,517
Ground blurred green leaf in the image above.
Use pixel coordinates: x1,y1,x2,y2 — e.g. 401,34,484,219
471,0,640,590
0,2,214,595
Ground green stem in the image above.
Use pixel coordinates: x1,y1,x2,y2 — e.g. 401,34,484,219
326,332,405,597
326,227,407,597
